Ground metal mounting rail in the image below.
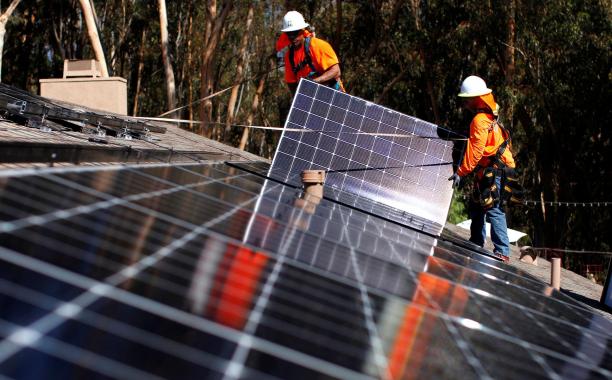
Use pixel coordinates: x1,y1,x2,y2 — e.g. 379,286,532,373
0,83,166,134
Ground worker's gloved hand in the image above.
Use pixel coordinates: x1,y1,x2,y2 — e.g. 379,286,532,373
448,173,461,188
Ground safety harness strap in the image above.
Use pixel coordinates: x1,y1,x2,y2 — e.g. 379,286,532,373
470,113,511,172
488,119,511,169
289,36,317,76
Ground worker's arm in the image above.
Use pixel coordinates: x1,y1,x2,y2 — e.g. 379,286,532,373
457,115,489,177
313,64,340,84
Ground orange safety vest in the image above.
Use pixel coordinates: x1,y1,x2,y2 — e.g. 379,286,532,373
457,112,515,177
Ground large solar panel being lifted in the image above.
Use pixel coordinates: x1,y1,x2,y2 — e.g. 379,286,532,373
271,79,459,234
232,160,446,236
0,163,611,379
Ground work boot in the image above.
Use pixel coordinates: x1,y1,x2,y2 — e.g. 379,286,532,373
494,251,510,263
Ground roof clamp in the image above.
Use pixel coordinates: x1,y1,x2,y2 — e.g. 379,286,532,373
26,112,51,133
95,122,106,137
119,126,132,140
6,100,27,115
39,123,52,133
142,127,153,142
39,108,52,133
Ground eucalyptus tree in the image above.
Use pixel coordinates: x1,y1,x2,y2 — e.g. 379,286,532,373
0,0,22,81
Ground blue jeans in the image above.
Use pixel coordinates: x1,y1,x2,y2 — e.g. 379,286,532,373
469,175,510,256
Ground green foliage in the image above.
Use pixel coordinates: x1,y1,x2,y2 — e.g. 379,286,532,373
447,190,468,225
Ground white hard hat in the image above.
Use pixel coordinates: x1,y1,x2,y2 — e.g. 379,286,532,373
281,11,309,32
458,75,492,97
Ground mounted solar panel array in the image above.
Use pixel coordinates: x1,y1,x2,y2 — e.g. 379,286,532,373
0,83,165,136
0,162,610,379
270,80,459,235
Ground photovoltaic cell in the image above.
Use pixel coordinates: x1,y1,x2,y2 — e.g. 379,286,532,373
270,79,458,235
0,163,610,379
234,161,446,235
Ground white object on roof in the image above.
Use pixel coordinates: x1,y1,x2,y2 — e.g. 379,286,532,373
456,219,527,244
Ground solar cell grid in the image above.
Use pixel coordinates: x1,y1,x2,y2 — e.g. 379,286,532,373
0,163,611,379
271,80,459,234
224,161,598,316
232,161,445,235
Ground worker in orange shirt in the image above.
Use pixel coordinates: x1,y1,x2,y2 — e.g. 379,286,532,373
280,11,345,95
448,76,516,263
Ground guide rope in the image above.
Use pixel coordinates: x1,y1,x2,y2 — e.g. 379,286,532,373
134,117,468,141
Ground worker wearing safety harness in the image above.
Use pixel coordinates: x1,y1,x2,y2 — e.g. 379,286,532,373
449,76,521,263
280,11,345,95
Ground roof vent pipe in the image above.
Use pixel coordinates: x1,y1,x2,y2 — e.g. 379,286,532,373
301,169,326,199
293,170,326,216
551,258,561,290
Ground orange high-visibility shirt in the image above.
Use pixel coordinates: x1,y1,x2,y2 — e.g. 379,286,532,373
276,33,290,52
284,36,340,84
457,113,515,177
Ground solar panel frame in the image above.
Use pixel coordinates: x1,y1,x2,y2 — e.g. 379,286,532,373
270,79,458,235
602,260,612,311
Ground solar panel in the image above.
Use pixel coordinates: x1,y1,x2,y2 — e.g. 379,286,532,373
603,261,612,310
270,79,459,235
1,162,611,379
232,160,443,235
0,83,165,136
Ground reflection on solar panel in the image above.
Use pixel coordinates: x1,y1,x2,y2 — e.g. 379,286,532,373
0,162,610,379
271,80,458,234
233,160,444,236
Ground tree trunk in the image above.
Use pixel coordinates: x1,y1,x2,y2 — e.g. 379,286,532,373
186,13,194,127
335,0,342,54
239,57,272,151
158,0,177,117
224,2,254,140
422,53,440,125
410,0,440,124
375,66,408,104
177,3,191,117
504,0,516,125
0,0,23,82
132,29,146,116
505,0,516,85
78,0,109,77
51,17,66,61
109,0,133,76
363,0,402,60
200,0,232,137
